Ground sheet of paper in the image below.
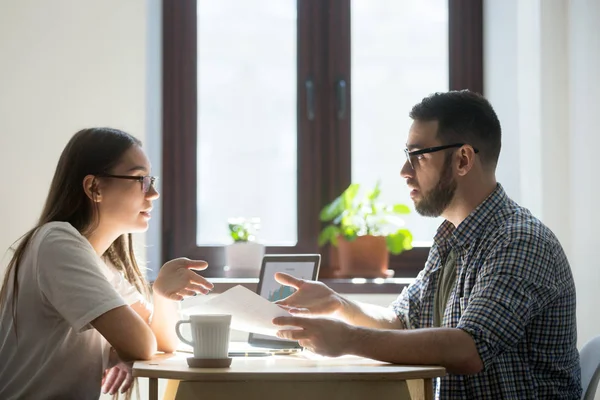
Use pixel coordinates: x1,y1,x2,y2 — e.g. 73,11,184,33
183,285,292,337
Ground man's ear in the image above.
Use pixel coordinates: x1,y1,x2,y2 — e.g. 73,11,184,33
83,175,102,202
455,146,477,177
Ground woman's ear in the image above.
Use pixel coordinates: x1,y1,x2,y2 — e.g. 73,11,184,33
83,175,102,202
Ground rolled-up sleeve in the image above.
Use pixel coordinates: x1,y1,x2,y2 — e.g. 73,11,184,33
457,234,560,370
390,268,427,329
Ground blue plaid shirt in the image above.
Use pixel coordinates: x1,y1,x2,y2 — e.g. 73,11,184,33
391,184,581,399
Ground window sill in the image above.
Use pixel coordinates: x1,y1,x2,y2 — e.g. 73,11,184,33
207,277,414,295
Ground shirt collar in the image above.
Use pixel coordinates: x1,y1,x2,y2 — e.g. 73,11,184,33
433,183,507,249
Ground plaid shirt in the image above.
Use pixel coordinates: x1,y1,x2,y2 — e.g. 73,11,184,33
391,184,581,399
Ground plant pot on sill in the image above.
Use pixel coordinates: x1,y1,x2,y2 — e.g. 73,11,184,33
336,235,389,278
224,241,265,275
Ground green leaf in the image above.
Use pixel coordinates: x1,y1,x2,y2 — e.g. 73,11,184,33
342,229,358,241
318,225,341,247
367,180,381,202
229,223,249,242
385,229,414,255
319,196,345,221
399,228,413,250
392,204,411,214
319,184,360,222
342,183,360,208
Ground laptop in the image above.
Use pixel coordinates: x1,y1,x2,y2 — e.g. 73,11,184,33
243,254,321,355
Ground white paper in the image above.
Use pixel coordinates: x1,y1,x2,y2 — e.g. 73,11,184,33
183,285,292,337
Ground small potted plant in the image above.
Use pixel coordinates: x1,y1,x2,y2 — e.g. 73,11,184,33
318,181,413,278
224,217,265,274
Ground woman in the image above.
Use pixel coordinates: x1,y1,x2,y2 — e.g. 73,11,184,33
0,128,213,399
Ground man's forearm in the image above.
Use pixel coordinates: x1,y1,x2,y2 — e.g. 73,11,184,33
347,326,483,375
340,298,404,329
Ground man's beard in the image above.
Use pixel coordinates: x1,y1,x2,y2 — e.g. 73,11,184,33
414,155,457,217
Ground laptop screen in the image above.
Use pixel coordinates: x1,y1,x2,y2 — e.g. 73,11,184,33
248,254,321,349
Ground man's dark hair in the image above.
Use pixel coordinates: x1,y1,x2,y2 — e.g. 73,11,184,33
409,90,502,169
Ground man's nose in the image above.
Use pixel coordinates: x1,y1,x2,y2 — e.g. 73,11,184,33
400,159,413,179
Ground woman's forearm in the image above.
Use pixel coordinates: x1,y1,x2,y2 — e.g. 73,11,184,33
128,293,179,353
149,292,179,353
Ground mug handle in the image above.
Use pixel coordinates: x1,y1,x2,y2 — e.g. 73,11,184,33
175,320,194,346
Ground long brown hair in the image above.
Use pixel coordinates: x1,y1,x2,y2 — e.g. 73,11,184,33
0,127,150,335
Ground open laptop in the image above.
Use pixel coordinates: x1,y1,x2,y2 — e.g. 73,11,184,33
240,254,321,355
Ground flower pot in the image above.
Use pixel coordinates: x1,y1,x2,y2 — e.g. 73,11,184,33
224,242,265,274
336,235,389,278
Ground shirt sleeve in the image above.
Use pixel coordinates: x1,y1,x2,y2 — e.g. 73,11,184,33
36,226,127,333
390,267,427,329
457,233,560,370
103,260,145,306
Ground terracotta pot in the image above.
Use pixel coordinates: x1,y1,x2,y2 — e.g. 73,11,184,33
336,235,389,278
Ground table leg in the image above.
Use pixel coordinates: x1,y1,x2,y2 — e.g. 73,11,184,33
407,379,431,400
149,378,158,400
164,380,180,400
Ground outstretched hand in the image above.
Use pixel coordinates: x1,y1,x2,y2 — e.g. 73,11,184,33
273,272,344,317
153,257,214,301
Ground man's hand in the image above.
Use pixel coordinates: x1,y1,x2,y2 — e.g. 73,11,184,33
273,316,357,357
102,361,134,396
274,273,345,317
153,258,214,301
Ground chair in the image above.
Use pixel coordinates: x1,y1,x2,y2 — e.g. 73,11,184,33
580,335,600,400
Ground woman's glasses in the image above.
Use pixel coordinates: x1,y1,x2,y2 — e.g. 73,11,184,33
97,174,158,193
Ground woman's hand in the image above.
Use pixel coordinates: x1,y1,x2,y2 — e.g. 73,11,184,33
153,257,214,301
102,360,134,396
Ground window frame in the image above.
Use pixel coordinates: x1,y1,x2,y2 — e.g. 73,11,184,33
161,0,483,278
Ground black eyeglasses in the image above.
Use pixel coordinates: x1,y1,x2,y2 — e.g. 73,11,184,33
97,174,158,193
404,143,479,169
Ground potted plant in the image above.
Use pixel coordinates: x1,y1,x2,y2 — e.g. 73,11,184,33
318,182,413,278
224,217,265,275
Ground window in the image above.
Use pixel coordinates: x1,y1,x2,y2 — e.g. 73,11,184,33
162,0,483,278
195,1,298,247
351,0,449,244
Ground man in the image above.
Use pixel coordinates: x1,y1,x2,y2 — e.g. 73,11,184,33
273,91,581,399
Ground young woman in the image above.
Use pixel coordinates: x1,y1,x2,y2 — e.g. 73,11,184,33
0,128,214,399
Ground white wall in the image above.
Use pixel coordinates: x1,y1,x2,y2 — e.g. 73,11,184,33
0,0,162,398
0,0,155,267
485,0,600,351
569,0,600,349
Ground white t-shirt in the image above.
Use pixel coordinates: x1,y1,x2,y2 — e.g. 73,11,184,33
0,222,142,400
101,258,145,307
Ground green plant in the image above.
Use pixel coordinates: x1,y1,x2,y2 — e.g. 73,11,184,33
318,182,413,255
228,217,261,243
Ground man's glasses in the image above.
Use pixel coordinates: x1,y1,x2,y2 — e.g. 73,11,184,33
404,143,479,169
97,174,158,193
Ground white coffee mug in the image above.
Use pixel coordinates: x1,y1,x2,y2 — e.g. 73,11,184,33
176,314,232,359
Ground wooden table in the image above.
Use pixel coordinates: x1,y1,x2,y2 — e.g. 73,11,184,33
133,353,445,400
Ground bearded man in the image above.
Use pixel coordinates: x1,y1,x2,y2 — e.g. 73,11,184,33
273,91,581,400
